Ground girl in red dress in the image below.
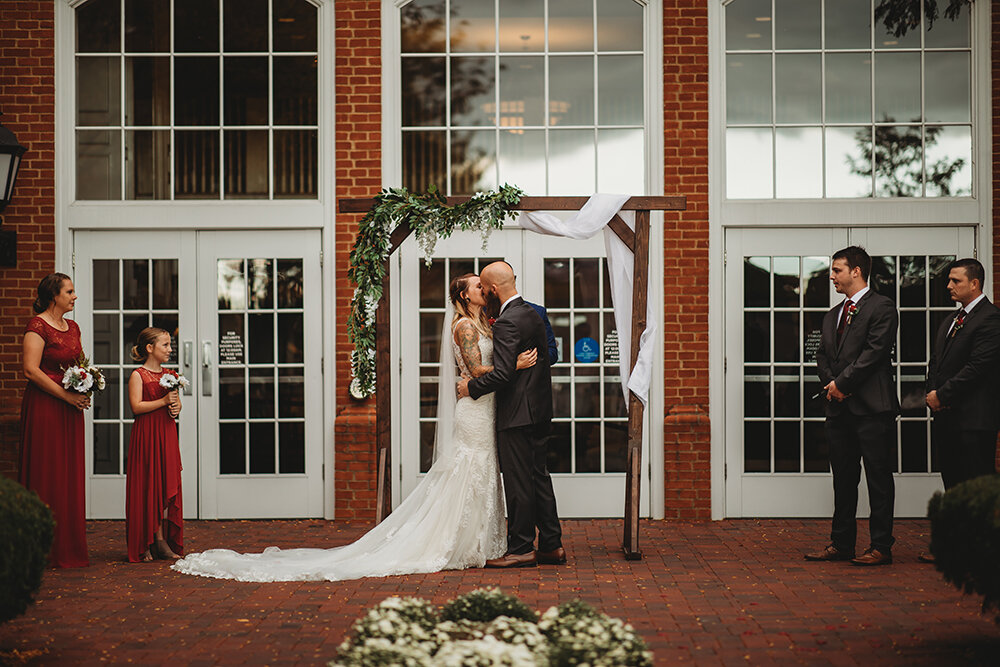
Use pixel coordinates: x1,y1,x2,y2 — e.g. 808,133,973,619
19,273,91,568
126,327,184,562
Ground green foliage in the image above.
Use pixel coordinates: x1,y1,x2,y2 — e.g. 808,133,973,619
928,474,1000,622
441,587,538,623
0,476,54,624
347,184,523,398
875,0,971,38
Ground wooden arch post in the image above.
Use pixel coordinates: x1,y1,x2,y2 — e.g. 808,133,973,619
339,195,686,559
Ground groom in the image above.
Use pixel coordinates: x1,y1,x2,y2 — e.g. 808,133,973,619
457,261,565,568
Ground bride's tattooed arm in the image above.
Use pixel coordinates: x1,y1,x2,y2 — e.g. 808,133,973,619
455,320,491,377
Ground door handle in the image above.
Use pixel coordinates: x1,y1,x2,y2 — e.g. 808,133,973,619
181,340,194,396
202,340,213,396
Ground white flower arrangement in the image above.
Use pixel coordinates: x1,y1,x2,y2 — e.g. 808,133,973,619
61,353,105,396
158,369,190,391
329,589,651,667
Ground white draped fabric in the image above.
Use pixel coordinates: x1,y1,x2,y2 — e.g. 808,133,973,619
520,193,655,408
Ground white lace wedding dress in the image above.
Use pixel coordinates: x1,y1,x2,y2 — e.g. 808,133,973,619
172,333,506,582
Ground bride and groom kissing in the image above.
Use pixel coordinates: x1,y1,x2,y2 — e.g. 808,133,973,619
173,261,565,582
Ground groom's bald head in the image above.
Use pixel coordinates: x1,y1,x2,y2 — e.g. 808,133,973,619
480,261,517,301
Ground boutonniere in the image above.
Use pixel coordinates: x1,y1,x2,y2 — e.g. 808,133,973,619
487,317,496,326
951,312,966,337
845,303,859,325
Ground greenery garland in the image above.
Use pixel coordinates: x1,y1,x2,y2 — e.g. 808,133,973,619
347,184,523,398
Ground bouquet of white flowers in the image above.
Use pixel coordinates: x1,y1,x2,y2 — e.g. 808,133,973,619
61,353,105,396
159,369,190,391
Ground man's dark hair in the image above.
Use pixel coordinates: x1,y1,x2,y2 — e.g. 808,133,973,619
950,257,985,289
832,246,871,282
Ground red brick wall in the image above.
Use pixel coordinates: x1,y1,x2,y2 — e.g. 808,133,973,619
661,1,711,518
333,1,381,519
0,1,56,479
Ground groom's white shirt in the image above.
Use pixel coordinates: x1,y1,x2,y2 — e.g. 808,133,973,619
499,293,521,315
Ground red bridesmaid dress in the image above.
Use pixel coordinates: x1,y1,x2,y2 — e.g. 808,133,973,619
18,316,89,568
125,367,184,562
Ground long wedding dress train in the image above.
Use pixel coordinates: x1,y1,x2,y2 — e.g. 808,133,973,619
171,334,505,582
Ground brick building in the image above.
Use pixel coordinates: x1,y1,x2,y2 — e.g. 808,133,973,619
0,0,993,523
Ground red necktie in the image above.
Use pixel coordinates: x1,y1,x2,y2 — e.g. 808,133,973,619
836,299,853,343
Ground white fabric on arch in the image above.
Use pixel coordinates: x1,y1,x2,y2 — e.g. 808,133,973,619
519,193,655,409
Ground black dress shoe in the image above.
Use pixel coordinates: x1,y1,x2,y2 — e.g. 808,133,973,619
804,544,855,561
485,552,537,568
536,547,567,565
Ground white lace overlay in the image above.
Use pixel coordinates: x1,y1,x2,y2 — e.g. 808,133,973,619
172,333,505,582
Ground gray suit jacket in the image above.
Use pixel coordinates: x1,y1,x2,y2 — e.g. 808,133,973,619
816,289,900,417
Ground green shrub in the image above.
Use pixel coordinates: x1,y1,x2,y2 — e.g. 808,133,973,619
440,587,538,623
0,475,54,623
928,474,1000,621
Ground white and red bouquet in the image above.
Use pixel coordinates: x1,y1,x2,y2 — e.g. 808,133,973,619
61,353,106,396
159,369,190,392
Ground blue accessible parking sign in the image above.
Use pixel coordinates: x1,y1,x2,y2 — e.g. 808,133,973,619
574,337,599,363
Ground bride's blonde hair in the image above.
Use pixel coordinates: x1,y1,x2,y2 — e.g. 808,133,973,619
449,273,492,338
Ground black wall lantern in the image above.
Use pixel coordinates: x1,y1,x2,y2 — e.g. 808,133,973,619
0,115,26,267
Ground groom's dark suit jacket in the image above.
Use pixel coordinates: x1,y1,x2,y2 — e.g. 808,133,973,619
926,297,1000,431
468,297,552,430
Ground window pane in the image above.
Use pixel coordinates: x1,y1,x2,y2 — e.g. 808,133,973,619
249,423,276,474
273,0,317,52
125,0,170,53
77,0,120,53
125,130,170,200
726,128,772,199
925,125,971,197
726,0,772,51
774,366,800,417
744,421,770,472
219,261,246,311
247,258,273,310
451,0,494,52
451,56,495,126
225,130,269,198
93,423,120,475
825,53,871,124
925,52,970,123
925,3,970,48
451,130,497,194
402,131,447,192
273,56,318,125
825,126,872,198
125,57,170,126
499,56,543,127
279,422,305,473
277,259,304,308
550,56,594,126
744,257,770,308
225,57,269,126
874,52,920,123
549,0,593,52
498,130,545,195
402,57,446,127
549,130,595,195
726,55,771,124
175,0,220,53
499,0,543,52
77,57,121,127
219,423,245,474
175,57,220,126
775,0,820,50
175,130,220,198
776,54,821,123
401,0,446,53
274,130,318,199
597,129,643,194
825,0,870,49
598,55,642,126
597,0,643,52
776,127,821,199
874,125,921,197
152,259,179,309
224,0,267,52
77,130,122,200
876,2,920,49
93,260,118,309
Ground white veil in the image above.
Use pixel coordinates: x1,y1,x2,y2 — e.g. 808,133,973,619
432,301,458,464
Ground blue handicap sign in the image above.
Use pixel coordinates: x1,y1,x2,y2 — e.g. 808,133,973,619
574,337,599,363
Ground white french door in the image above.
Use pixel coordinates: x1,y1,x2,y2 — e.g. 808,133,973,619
398,228,650,518
725,226,975,518
75,230,324,519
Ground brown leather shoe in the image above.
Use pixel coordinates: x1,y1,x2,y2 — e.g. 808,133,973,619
917,552,936,564
804,545,855,561
536,547,567,565
485,552,537,568
852,548,892,566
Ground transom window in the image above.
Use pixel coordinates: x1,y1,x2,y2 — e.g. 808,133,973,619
74,0,318,201
725,0,972,199
400,0,645,195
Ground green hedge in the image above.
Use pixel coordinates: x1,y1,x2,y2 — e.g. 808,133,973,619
0,475,54,624
928,474,1000,622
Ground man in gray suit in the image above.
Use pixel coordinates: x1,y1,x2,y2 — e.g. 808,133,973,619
806,246,900,566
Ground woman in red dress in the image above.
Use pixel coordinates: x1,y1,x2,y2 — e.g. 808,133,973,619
19,273,91,568
126,327,183,562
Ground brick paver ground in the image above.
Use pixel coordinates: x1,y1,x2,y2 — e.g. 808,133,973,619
1,519,998,665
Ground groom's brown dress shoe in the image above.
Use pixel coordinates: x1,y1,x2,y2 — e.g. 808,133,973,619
536,547,567,565
851,548,892,566
804,545,855,561
917,552,936,564
485,552,537,568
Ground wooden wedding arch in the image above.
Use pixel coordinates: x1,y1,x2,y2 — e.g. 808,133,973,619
338,195,686,559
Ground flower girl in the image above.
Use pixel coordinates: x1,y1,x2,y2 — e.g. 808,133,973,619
126,327,186,562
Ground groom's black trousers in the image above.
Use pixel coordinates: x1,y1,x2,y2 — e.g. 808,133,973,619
497,424,562,555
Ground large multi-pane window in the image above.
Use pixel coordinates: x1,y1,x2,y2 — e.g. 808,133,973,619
400,0,645,195
75,0,318,201
725,0,972,199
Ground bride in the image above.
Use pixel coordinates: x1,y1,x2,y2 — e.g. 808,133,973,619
172,273,537,582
